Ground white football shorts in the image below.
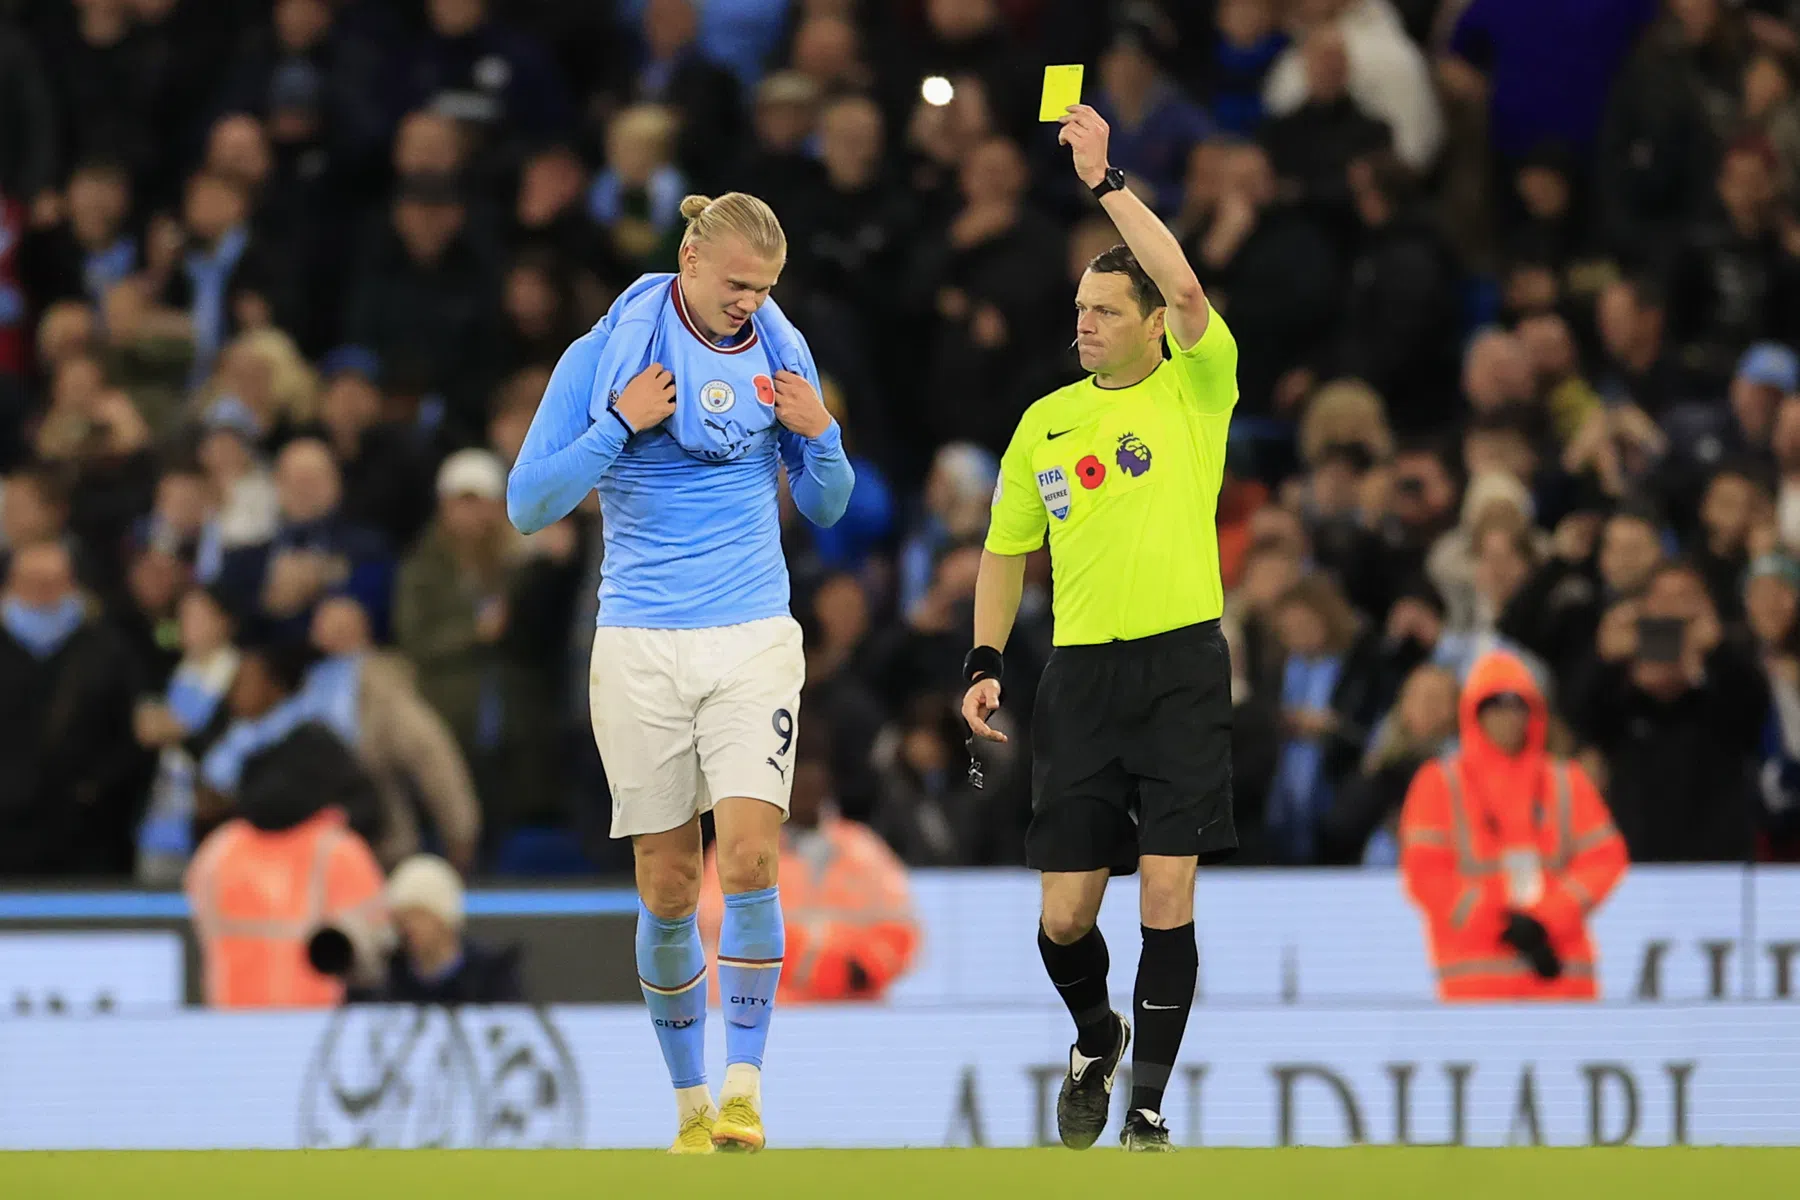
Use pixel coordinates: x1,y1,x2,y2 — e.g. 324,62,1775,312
590,615,804,838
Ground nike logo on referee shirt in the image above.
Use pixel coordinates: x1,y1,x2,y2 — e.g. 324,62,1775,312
1047,428,1076,440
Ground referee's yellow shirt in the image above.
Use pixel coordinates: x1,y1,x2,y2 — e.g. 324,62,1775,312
985,308,1238,646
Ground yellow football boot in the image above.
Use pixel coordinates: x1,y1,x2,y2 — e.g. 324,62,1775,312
669,1107,717,1154
710,1095,766,1153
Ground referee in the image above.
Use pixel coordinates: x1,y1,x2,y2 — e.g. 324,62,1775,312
961,104,1237,1154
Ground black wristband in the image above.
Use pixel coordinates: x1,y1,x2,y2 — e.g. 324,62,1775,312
607,406,636,437
964,645,1004,685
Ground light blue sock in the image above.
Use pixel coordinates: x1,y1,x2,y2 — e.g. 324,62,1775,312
718,886,785,1068
636,903,707,1089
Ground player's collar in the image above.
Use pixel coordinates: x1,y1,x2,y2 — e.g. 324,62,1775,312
670,279,761,354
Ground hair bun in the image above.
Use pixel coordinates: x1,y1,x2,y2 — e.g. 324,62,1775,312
679,194,713,221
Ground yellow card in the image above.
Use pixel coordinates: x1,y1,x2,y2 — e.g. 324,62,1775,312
1039,64,1084,122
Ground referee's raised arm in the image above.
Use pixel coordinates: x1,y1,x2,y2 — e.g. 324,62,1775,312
1057,104,1210,348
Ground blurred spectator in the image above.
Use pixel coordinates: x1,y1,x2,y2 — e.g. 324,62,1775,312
1092,28,1214,213
18,160,138,312
344,172,501,435
1743,50,1800,195
1260,26,1395,232
194,397,280,580
498,247,580,377
626,0,744,192
790,11,874,97
873,690,1020,866
590,105,686,273
787,95,917,350
1595,274,1684,415
1322,661,1457,864
186,715,388,1008
911,136,1065,452
0,22,56,205
1519,312,1601,447
734,71,825,223
0,540,150,876
1693,465,1769,617
309,346,432,552
1332,152,1460,431
396,451,574,850
488,365,549,468
1569,560,1768,862
1264,0,1441,173
214,437,393,644
898,442,996,619
703,722,921,1001
1257,573,1390,864
306,597,484,872
1427,469,1534,634
618,0,791,91
508,145,604,286
798,572,887,818
1190,142,1341,414
40,0,163,190
1600,0,1751,256
134,585,239,885
1199,0,1289,137
1666,137,1800,385
909,0,1034,134
343,854,524,1004
150,171,282,388
1401,649,1628,1001
400,0,572,164
1744,552,1800,855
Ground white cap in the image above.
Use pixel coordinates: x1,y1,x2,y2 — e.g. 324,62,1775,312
435,448,506,502
386,854,465,930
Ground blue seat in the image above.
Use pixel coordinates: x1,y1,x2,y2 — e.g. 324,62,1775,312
491,827,597,877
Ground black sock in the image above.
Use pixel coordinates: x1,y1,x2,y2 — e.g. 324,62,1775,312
1037,924,1115,1056
1131,923,1197,1115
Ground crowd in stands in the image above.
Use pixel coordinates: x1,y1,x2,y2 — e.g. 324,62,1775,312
2,0,1799,882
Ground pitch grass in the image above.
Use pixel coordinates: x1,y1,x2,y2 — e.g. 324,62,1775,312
1,1148,1796,1199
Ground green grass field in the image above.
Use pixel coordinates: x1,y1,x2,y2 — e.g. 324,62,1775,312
1,1149,1796,1199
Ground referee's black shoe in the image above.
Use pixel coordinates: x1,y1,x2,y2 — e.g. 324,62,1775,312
1055,1011,1130,1150
1120,1108,1173,1152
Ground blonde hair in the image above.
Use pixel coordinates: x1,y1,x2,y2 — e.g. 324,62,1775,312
1299,378,1394,465
678,192,787,261
202,328,320,424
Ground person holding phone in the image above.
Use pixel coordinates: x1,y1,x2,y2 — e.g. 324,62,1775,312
1569,561,1770,862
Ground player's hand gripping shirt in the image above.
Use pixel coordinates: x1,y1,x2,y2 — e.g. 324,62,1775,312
986,310,1239,645
508,273,854,628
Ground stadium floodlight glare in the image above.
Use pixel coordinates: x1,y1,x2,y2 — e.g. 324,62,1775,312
921,76,954,106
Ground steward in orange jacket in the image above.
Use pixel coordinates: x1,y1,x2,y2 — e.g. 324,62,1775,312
700,749,919,1004
1400,650,1627,1001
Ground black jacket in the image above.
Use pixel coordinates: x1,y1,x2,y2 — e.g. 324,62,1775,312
1567,643,1768,863
0,615,152,876
351,940,525,1005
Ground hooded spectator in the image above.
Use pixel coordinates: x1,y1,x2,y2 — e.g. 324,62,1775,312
1401,650,1628,1000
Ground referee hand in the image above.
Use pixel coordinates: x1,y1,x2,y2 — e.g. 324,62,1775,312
1056,104,1111,189
962,678,1007,743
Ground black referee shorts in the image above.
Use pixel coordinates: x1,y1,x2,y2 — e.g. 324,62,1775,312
1026,619,1236,875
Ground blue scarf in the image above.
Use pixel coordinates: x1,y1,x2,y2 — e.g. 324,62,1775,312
140,648,240,865
84,236,138,310
1266,653,1343,864
3,595,85,660
183,224,250,386
588,165,685,231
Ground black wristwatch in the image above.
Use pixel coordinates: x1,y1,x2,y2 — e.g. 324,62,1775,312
1090,165,1125,200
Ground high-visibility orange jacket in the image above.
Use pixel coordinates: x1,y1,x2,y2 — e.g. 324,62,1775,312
700,814,920,1004
1400,650,1628,1002
185,807,387,1008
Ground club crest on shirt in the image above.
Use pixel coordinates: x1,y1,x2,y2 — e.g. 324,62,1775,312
699,379,736,413
1037,466,1071,520
1116,432,1152,477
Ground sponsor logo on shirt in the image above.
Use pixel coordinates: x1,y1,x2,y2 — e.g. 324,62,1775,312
1037,466,1071,521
